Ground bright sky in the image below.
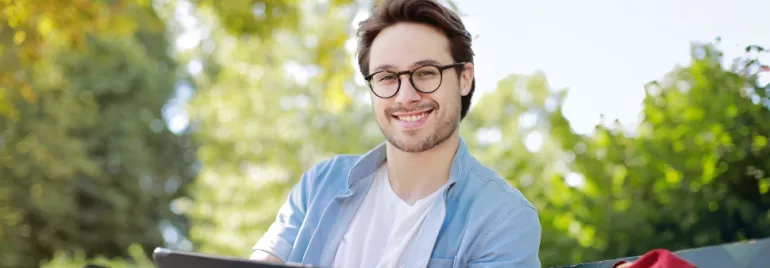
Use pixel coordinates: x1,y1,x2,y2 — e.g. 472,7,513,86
454,0,770,134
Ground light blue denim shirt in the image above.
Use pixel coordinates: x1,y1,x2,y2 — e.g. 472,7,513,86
254,138,541,268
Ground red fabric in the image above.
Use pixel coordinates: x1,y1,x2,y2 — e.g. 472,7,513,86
612,249,696,268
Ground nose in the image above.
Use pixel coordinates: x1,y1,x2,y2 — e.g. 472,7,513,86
394,75,421,105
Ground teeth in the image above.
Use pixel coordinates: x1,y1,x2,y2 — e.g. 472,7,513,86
397,112,428,122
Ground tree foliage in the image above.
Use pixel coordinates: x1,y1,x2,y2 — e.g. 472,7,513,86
0,0,159,120
462,42,770,266
40,243,154,268
0,1,196,267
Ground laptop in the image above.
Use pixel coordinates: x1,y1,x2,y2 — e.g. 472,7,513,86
153,247,319,268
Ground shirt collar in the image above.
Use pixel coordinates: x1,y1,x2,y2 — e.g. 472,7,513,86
346,137,472,189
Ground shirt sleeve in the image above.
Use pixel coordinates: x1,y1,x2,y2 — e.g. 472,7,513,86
467,204,542,268
252,169,313,262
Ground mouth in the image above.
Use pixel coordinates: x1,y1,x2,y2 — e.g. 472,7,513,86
392,109,433,128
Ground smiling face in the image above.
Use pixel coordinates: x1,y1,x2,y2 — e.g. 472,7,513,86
368,22,474,153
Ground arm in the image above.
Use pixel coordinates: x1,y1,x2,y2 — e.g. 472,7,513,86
250,170,313,263
249,250,284,263
468,205,542,268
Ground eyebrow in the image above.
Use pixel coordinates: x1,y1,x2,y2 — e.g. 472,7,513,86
371,59,443,73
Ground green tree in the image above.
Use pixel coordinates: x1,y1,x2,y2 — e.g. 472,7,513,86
463,42,770,267
0,0,152,120
623,42,770,253
0,1,196,267
566,42,770,266
40,244,154,268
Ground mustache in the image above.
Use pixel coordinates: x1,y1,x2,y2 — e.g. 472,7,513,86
385,101,438,115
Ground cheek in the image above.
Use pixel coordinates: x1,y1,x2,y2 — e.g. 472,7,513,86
434,87,461,110
371,99,390,117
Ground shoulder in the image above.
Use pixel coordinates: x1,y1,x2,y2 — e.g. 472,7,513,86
460,158,541,262
463,157,537,215
464,163,539,232
300,154,365,193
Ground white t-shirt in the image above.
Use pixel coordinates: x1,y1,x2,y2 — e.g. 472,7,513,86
332,164,445,268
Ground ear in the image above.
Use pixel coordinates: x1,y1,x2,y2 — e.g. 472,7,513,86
460,62,474,96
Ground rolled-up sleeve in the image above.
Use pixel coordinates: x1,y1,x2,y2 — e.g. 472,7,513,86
252,170,312,262
468,204,542,268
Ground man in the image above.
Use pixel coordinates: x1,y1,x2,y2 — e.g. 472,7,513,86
251,0,541,267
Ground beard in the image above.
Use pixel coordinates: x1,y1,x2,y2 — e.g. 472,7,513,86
376,94,462,153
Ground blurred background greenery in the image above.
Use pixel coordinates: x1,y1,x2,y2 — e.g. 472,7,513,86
1,0,769,267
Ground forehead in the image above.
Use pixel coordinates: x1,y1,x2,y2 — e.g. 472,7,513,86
368,22,452,71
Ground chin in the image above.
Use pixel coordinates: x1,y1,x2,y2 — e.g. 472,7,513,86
386,131,443,153
390,140,433,153
377,111,459,153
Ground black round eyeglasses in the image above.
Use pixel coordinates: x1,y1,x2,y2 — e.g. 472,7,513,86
363,62,466,99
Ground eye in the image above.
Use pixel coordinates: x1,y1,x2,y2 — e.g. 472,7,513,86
378,74,396,81
417,70,437,76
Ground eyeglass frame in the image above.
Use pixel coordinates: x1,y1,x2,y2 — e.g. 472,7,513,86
363,62,467,99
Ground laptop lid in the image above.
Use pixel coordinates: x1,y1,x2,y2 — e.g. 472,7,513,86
153,247,318,268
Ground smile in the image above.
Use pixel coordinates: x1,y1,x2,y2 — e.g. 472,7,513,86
397,112,428,122
392,109,433,128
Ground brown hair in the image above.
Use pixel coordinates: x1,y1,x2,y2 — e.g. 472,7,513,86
356,0,475,119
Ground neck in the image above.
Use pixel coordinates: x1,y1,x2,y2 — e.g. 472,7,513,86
385,132,460,205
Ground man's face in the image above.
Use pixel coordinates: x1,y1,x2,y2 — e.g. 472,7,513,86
368,22,473,153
